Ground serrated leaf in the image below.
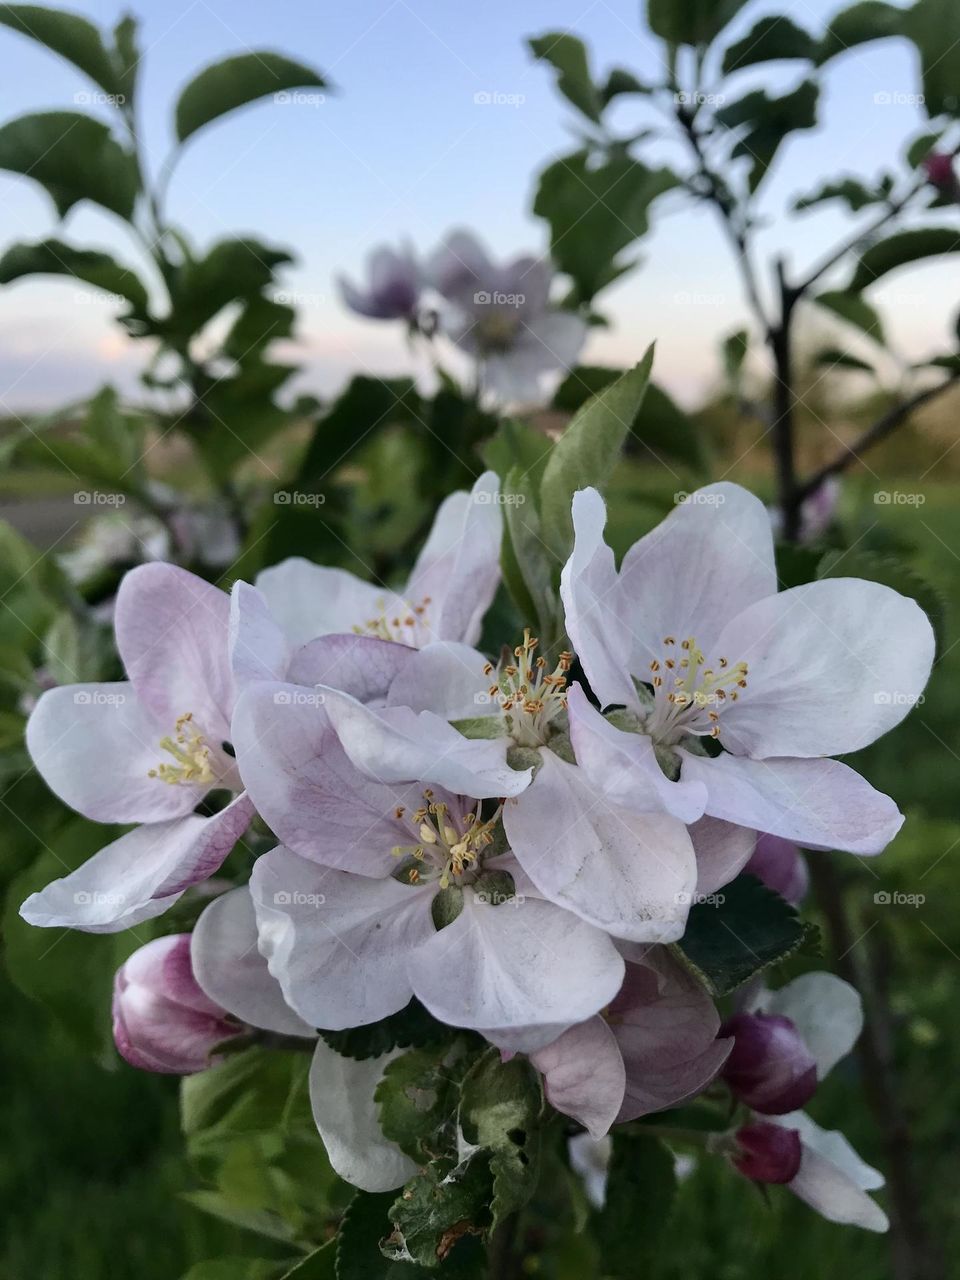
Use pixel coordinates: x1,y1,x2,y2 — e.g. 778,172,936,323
675,873,814,996
384,1162,491,1270
817,547,946,661
0,4,119,95
376,1041,472,1163
540,349,654,560
0,110,138,218
595,1134,677,1278
848,228,960,291
459,1050,543,1228
812,290,886,344
318,999,451,1061
175,51,328,142
528,32,601,122
0,237,148,312
721,15,817,72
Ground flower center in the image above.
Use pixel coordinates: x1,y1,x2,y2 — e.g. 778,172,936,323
391,790,499,889
485,630,571,747
352,594,432,644
148,712,216,786
475,310,522,353
643,635,748,747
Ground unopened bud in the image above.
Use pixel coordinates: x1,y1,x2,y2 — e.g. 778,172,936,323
720,1011,817,1114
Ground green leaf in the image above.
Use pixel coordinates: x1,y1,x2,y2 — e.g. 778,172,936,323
793,176,885,213
906,129,944,168
318,999,452,1062
182,1260,287,1280
817,548,946,661
600,67,652,105
112,13,139,106
721,16,817,72
169,237,293,338
0,4,119,95
337,1192,432,1279
595,1134,677,1278
812,290,886,344
459,1050,543,1228
278,1245,336,1278
533,151,679,302
675,873,816,996
528,32,601,122
848,227,960,290
503,465,561,636
629,382,708,473
175,52,328,143
376,1041,473,1163
225,295,295,359
715,81,818,191
903,0,960,116
385,1162,491,1270
722,328,749,383
479,417,552,492
815,346,875,373
551,364,622,413
817,1,906,63
0,237,148,311
646,0,750,47
540,349,654,560
0,110,138,218
296,376,420,490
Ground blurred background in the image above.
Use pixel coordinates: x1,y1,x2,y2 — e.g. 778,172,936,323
0,1,958,1277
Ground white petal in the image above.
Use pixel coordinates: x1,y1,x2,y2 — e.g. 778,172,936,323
26,683,200,823
287,633,415,702
386,641,497,720
681,751,902,855
191,887,314,1036
410,888,624,1052
309,1040,416,1191
690,816,756,896
529,1017,625,1139
318,686,530,798
715,579,935,759
773,1113,888,1232
763,973,863,1079
249,848,432,1029
229,581,288,691
567,683,707,823
519,310,587,372
503,749,696,943
254,559,387,648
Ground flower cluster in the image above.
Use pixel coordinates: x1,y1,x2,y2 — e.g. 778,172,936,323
21,477,933,1235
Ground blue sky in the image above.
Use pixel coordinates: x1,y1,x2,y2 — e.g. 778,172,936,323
0,0,957,409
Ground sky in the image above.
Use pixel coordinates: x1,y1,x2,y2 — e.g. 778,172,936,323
0,0,957,411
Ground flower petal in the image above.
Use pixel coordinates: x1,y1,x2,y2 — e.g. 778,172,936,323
233,682,420,876
254,560,388,648
410,888,624,1052
249,848,432,1029
309,1041,417,1191
715,579,935,759
529,1017,626,1139
229,581,288,691
385,641,497,720
114,563,233,735
26,682,200,823
317,686,530,798
773,1112,888,1232
763,972,863,1080
288,633,415,702
503,749,696,943
681,751,902,855
690,816,756,896
192,887,315,1036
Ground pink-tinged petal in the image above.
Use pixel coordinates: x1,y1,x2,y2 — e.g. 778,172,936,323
520,309,587,373
763,973,863,1080
720,1012,818,1114
26,683,201,823
288,633,415,702
114,563,233,735
567,683,707,823
318,686,530,798
746,833,808,905
229,581,288,691
772,1112,888,1231
20,798,252,932
608,949,731,1121
690,815,756,896
733,1122,802,1183
503,749,696,943
410,889,624,1053
249,848,433,1030
529,1017,626,1139
681,751,902,855
386,641,497,720
405,471,502,647
427,228,497,302
560,489,639,711
192,887,315,1036
232,683,421,877
309,1042,417,1191
254,559,388,648
714,579,935,759
616,483,777,663
113,934,242,1073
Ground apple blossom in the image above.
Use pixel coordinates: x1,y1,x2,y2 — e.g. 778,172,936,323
732,1122,802,1183
560,483,934,854
720,1010,818,1114
337,242,421,323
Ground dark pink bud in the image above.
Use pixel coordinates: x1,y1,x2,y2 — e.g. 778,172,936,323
746,833,808,905
112,934,243,1074
733,1122,802,1183
923,151,956,190
720,1012,818,1114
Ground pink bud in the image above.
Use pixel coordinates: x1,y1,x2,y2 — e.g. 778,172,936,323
720,1012,818,1114
923,151,956,190
112,934,243,1074
733,1122,802,1183
746,833,808,905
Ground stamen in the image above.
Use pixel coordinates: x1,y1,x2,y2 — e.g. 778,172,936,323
149,712,216,786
